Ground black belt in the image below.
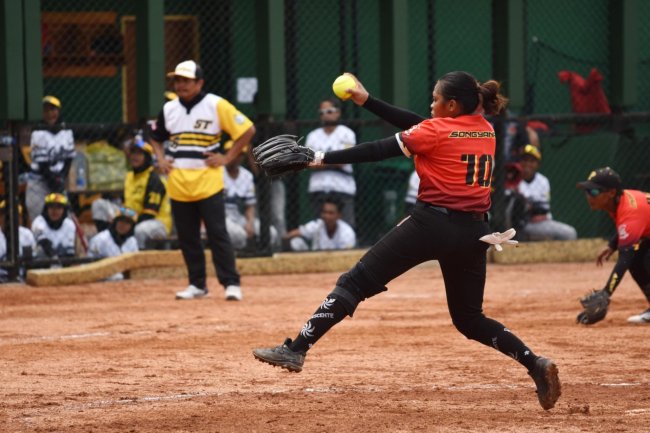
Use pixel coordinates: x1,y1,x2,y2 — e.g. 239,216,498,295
415,200,488,222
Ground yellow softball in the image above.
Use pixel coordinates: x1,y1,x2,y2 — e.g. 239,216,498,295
332,74,356,100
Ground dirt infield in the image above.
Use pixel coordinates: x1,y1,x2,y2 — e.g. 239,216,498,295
2,262,649,432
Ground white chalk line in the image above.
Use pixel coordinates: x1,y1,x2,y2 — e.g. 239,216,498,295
626,408,650,415
0,330,148,345
0,324,234,346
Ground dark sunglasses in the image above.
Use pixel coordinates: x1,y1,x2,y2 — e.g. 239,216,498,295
585,188,603,197
319,108,339,115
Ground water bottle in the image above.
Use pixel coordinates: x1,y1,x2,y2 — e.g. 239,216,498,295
74,152,88,191
76,166,86,190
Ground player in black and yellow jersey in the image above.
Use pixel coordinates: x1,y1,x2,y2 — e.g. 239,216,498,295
124,138,171,248
149,60,255,301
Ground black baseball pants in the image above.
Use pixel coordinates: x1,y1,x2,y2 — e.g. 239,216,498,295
171,191,240,290
358,201,492,331
334,201,538,370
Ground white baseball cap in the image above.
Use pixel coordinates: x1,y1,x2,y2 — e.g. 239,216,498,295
167,60,204,79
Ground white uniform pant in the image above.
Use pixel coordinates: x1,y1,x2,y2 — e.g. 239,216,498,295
26,178,52,223
226,217,279,250
522,219,577,241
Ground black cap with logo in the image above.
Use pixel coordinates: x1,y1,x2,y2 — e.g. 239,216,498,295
576,167,622,191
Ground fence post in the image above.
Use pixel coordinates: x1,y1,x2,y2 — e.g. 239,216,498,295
0,0,25,122
492,0,525,113
378,0,409,110
23,0,42,122
255,0,286,119
610,0,638,111
135,0,164,121
0,130,19,280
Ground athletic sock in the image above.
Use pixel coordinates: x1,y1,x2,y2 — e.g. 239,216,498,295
471,317,539,371
290,296,348,353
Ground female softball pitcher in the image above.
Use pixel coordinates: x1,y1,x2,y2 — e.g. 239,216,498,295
253,71,561,410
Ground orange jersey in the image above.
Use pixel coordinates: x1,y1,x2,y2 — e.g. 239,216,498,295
611,189,650,247
397,114,495,212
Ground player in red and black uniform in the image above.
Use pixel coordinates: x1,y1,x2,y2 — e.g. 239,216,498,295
253,71,561,410
576,167,650,324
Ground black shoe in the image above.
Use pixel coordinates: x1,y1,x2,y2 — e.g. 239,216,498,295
252,338,306,372
528,357,561,410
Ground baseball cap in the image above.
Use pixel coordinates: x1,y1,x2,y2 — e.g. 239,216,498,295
576,167,622,191
114,207,138,224
166,60,204,80
521,144,541,161
42,95,61,109
130,136,154,155
44,193,68,207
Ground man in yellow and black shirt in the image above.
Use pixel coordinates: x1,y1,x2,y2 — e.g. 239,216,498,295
149,60,255,302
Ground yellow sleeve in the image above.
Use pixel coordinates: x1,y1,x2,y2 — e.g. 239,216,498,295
216,98,254,141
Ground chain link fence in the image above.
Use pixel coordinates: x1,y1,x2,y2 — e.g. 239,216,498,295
2,0,649,277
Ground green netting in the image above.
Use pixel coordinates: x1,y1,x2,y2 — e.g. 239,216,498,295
5,0,648,257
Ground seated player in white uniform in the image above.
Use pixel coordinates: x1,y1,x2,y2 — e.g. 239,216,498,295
517,145,577,241
223,141,278,251
284,196,356,252
31,193,76,259
0,201,36,282
88,207,138,280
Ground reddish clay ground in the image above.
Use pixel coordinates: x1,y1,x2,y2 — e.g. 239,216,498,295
1,262,649,432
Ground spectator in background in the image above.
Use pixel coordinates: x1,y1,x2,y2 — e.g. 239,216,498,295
88,207,138,281
223,140,255,250
92,136,171,249
31,193,76,259
502,161,529,236
501,113,541,162
0,200,36,282
26,96,75,223
517,145,577,241
305,98,357,227
223,141,278,251
251,106,288,242
404,170,419,215
284,196,356,251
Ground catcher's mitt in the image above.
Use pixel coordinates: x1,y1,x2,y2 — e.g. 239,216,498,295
576,289,610,325
252,135,315,178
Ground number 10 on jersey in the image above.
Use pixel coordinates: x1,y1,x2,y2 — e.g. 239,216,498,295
461,154,493,187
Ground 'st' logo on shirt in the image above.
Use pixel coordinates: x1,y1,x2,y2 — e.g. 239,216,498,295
194,119,213,129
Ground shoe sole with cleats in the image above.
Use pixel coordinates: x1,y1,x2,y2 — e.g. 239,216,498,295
252,350,303,373
531,358,561,410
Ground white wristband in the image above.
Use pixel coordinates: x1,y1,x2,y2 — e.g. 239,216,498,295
310,151,325,167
